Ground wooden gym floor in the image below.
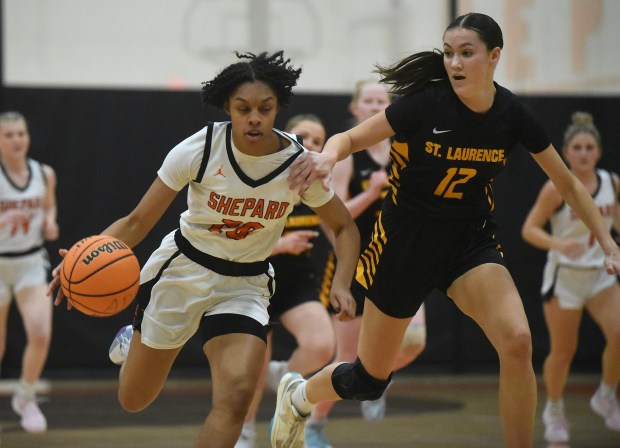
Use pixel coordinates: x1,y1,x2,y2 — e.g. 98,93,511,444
0,372,619,448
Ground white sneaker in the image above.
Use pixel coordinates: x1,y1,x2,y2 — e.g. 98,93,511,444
591,391,620,431
361,394,387,422
304,420,333,448
542,406,570,443
12,390,47,433
109,325,133,365
267,360,289,392
270,372,308,448
235,421,257,448
360,379,391,422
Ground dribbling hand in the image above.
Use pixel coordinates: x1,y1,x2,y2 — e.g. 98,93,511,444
47,248,72,309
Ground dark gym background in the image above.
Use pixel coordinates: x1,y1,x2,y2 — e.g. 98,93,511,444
1,85,618,378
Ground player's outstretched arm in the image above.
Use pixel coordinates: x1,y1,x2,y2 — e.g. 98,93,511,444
102,177,179,248
313,194,360,321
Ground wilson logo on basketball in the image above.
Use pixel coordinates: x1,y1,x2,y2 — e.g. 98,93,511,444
81,241,130,265
61,235,140,317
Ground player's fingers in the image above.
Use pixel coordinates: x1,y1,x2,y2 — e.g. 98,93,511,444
321,177,331,192
52,259,64,276
288,167,312,191
289,152,307,168
53,289,65,306
605,258,618,275
287,154,308,184
47,277,59,297
298,171,321,195
297,230,320,239
336,309,354,322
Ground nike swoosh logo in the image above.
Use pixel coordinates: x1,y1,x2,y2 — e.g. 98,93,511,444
360,168,373,177
432,127,452,134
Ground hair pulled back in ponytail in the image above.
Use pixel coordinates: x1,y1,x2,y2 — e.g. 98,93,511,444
375,12,503,96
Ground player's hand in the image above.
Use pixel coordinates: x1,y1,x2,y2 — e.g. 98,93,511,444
604,246,620,275
0,209,28,225
43,218,59,242
0,210,28,233
279,230,319,255
329,281,356,321
47,248,72,309
288,151,336,195
368,170,389,198
557,239,585,260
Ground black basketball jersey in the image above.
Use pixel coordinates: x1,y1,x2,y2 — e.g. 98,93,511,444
384,81,550,219
268,202,328,278
349,150,389,247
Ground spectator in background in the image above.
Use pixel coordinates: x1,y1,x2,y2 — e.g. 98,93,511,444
235,114,335,448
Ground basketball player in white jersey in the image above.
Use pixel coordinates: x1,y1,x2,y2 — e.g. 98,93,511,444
0,111,59,433
522,111,620,444
48,52,359,448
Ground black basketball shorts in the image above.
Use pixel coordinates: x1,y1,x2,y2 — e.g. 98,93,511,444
355,209,506,318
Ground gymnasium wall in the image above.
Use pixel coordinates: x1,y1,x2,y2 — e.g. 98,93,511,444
1,86,618,376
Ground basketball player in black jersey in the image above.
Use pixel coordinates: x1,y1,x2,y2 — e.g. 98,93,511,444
305,80,425,448
272,13,620,448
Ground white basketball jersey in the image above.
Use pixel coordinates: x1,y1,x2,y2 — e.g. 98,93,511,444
0,159,47,253
547,168,616,268
157,121,333,262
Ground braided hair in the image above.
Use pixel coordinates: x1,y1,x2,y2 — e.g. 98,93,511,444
202,51,302,109
375,12,503,96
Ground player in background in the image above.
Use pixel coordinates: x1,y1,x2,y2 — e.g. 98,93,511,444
305,80,426,448
235,114,335,448
49,52,360,448
522,111,620,444
0,111,59,433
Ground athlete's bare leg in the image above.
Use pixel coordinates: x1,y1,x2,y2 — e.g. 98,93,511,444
14,285,52,384
542,297,581,401
197,332,266,448
449,263,535,448
587,283,620,388
282,301,335,374
117,331,181,412
305,300,410,404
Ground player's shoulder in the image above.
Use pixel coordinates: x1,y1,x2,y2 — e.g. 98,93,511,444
602,169,620,194
539,178,562,201
27,158,56,180
41,163,57,180
493,83,531,114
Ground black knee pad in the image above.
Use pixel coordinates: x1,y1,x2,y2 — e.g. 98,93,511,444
331,358,392,401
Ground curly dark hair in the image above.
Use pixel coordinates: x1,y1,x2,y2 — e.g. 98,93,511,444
201,51,302,109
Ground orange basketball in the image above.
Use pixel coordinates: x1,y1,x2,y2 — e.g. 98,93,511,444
60,235,140,317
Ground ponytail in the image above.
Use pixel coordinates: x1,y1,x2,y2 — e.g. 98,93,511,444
375,13,503,97
375,49,447,96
